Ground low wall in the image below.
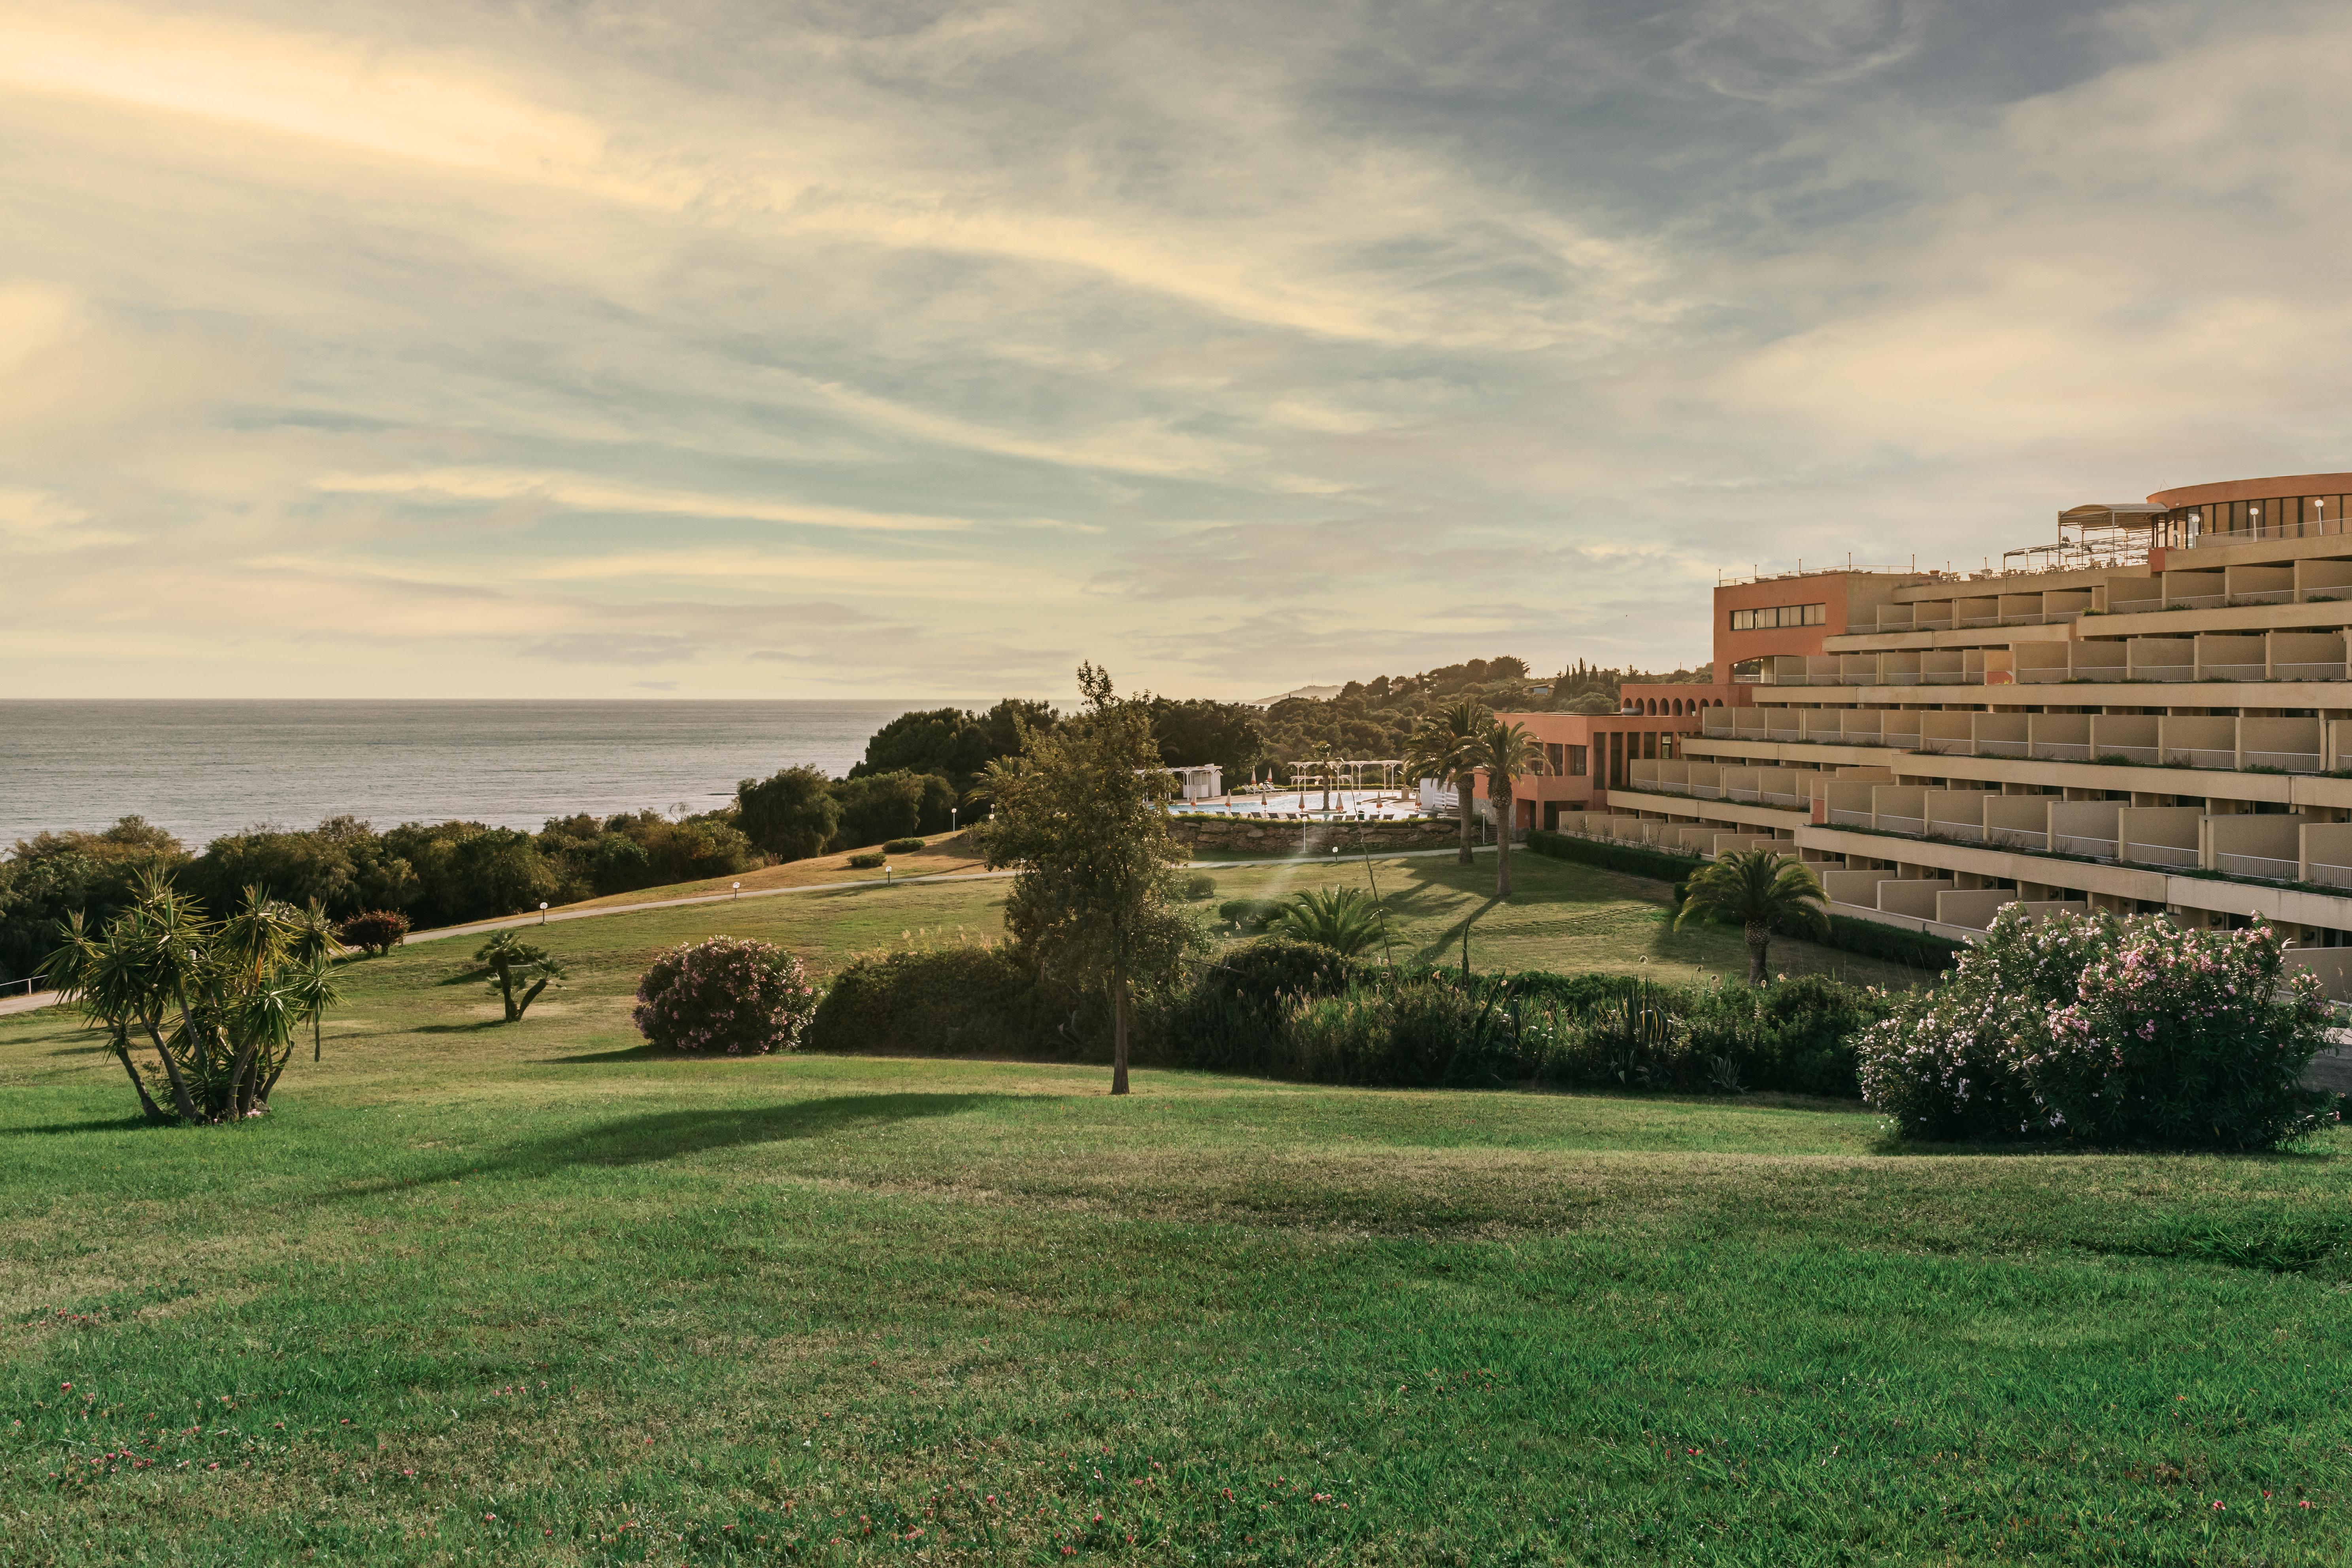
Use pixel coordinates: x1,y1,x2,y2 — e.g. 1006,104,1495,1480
1170,816,1464,854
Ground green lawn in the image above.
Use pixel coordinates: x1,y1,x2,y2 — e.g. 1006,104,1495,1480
5,870,2346,1564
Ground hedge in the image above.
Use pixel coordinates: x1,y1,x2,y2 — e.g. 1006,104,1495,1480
1525,828,1703,885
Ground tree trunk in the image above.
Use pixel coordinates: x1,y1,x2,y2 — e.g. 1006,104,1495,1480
1746,922,1770,985
139,1008,202,1123
496,963,519,1021
1110,972,1131,1096
261,1039,295,1102
111,1030,170,1124
1455,776,1475,865
1495,785,1515,898
313,1014,322,1063
516,976,551,1020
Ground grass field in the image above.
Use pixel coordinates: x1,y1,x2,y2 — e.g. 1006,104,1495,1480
445,846,1931,993
6,860,2347,1564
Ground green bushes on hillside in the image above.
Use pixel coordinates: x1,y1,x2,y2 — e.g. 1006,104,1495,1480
810,935,1894,1097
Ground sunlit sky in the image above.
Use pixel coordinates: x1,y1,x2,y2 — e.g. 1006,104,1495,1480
6,0,2349,701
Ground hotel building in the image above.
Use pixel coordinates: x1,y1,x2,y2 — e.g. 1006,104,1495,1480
1517,471,2352,992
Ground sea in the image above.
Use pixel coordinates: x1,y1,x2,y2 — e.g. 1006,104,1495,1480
0,700,989,850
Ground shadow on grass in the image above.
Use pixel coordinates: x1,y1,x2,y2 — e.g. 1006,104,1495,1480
538,1041,670,1063
326,1092,1008,1196
417,1020,504,1035
8,1113,171,1136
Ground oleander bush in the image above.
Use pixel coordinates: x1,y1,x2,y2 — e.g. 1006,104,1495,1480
806,945,1063,1058
1179,873,1218,901
1857,906,2337,1148
336,908,410,956
883,837,926,853
846,853,887,869
632,937,818,1055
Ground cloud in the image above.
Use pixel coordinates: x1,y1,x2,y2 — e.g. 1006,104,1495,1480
8,0,2349,703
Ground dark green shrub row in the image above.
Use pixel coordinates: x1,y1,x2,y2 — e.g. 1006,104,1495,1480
883,837,926,853
1819,914,1963,972
847,852,886,870
810,937,1893,1097
1525,828,1701,885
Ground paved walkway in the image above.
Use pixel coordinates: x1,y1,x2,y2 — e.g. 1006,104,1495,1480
0,844,1497,1017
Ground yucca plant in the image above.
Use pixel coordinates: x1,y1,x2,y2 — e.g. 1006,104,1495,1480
43,870,316,1123
473,931,566,1022
1268,886,1391,958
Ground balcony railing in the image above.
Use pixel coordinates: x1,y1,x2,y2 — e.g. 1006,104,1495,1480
2230,590,2296,606
2167,592,2226,609
1974,739,2029,759
1988,827,2048,851
2108,598,2163,614
2052,833,2118,860
2243,750,2323,774
2308,860,2352,891
2165,748,2237,770
1877,814,1925,836
2199,662,2265,681
1922,735,1972,755
2124,843,2199,869
1828,808,1873,829
1928,822,1985,844
2215,851,2298,882
2029,742,2092,762
2275,662,2347,681
2132,663,2194,681
2101,744,2159,765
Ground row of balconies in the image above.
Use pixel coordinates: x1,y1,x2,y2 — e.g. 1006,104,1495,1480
1874,559,2352,631
1752,631,2352,687
1815,870,2091,931
1692,710,2344,772
1548,810,1777,860
1812,786,2352,887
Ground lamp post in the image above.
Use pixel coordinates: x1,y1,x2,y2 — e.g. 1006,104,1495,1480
732,881,741,901
538,901,548,925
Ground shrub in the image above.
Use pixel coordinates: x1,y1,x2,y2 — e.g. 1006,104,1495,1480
634,937,818,1055
1216,897,1287,932
884,837,926,854
847,852,887,869
1267,886,1390,957
1179,872,1217,901
807,946,1059,1057
338,909,410,955
1285,976,1525,1087
1857,907,2337,1148
1525,828,1701,885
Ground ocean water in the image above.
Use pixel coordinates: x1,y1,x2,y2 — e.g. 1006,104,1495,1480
0,700,986,850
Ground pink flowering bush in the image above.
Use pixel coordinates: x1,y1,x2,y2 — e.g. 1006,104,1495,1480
1859,905,2337,1148
632,937,817,1055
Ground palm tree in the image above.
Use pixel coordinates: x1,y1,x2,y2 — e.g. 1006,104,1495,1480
1673,848,1829,984
287,898,343,1062
1304,739,1340,813
1269,886,1390,957
1467,720,1543,897
474,932,566,1022
1405,700,1491,866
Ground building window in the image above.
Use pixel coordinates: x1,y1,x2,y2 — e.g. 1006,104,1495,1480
1546,742,1565,774
1729,602,1827,630
1567,744,1588,776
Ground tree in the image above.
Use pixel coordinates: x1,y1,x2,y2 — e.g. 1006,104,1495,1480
42,871,316,1123
981,663,1204,1095
287,899,343,1062
1468,720,1542,897
831,770,944,850
736,766,843,861
851,700,1060,793
473,932,565,1022
1146,698,1267,785
1269,886,1390,958
1674,849,1830,985
1404,702,1491,866
338,909,410,956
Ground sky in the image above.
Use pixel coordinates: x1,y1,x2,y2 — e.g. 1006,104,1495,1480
6,0,2351,703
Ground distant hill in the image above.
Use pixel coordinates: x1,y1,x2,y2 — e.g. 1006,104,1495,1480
1249,683,1346,706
